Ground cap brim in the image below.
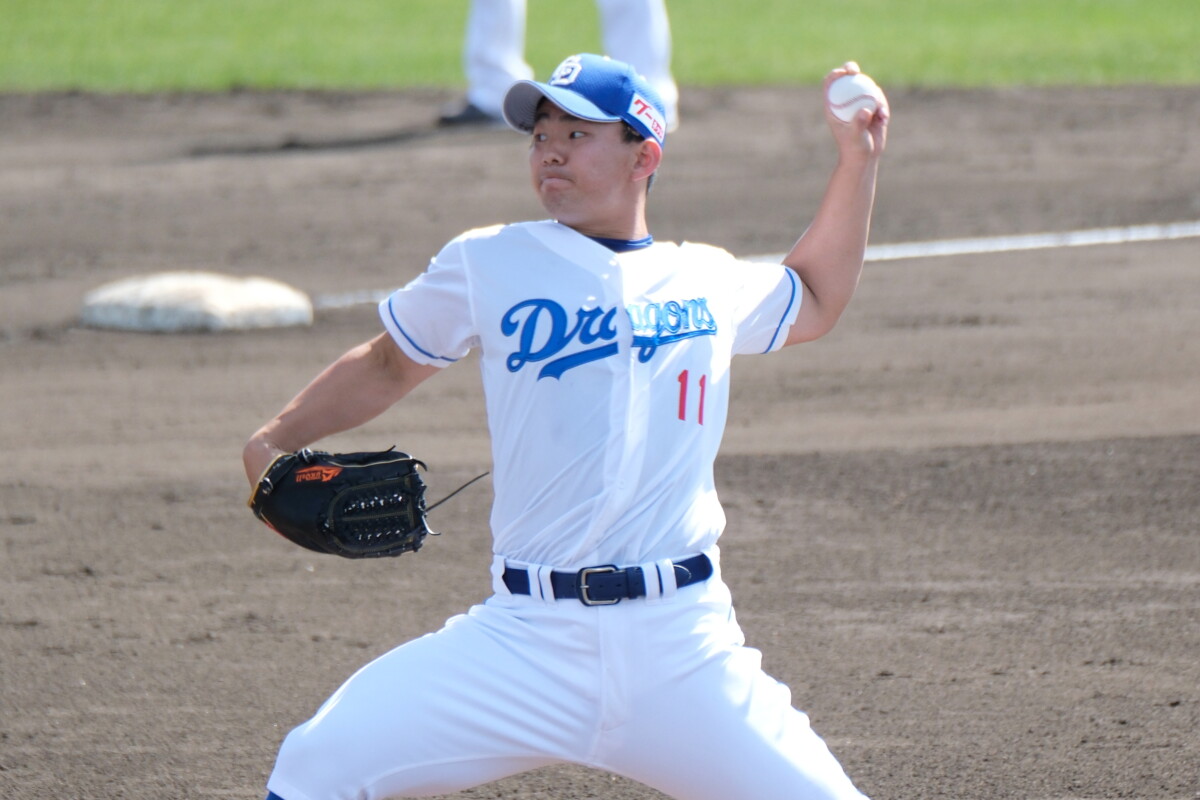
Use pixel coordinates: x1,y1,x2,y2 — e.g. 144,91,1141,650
502,81,622,134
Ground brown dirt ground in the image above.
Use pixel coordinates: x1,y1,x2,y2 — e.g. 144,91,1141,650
1,85,1199,800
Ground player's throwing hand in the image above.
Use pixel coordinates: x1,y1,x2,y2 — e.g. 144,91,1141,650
825,61,890,159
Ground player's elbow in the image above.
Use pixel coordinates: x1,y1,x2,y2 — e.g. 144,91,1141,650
784,290,850,346
785,310,841,346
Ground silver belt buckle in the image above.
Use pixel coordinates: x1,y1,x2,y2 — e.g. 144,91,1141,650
577,565,621,606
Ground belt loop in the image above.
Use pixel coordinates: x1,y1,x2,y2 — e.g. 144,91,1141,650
655,557,678,600
491,555,512,596
535,565,556,604
640,559,664,604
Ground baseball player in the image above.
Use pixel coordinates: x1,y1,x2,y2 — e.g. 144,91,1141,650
244,53,888,800
439,0,678,130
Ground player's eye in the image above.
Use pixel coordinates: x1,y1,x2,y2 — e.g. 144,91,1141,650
570,130,587,140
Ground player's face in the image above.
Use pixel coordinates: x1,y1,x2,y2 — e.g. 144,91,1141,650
528,102,650,237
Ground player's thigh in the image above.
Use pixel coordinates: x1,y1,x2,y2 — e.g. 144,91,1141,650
269,604,582,798
614,642,868,800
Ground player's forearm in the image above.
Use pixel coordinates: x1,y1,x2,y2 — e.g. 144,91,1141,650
243,334,436,484
782,153,880,344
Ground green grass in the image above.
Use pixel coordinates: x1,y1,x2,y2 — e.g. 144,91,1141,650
1,0,1196,91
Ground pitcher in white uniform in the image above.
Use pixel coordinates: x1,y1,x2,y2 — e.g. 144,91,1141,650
244,52,889,800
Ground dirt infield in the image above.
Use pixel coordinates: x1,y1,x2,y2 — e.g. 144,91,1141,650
1,85,1198,799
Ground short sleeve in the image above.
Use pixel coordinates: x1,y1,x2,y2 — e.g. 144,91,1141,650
730,263,802,355
378,238,477,367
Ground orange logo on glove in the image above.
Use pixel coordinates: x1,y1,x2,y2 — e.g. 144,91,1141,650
295,465,343,482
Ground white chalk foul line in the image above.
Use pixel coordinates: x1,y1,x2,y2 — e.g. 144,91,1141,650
312,288,392,311
315,220,1200,310
870,219,1200,261
755,220,1200,264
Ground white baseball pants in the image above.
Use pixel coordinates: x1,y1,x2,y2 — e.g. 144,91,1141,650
266,552,868,800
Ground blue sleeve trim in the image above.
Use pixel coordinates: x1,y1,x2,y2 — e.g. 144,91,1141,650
384,298,458,364
762,268,799,353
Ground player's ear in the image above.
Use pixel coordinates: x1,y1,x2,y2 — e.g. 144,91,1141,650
632,139,663,183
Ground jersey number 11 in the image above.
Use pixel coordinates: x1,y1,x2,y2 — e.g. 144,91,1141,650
677,369,707,424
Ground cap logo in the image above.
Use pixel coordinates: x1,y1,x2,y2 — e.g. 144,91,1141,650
629,92,666,142
550,55,584,86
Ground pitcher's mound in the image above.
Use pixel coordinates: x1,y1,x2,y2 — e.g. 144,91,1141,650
80,270,314,332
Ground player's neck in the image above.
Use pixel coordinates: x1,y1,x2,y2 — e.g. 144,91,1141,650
566,221,650,241
561,200,649,241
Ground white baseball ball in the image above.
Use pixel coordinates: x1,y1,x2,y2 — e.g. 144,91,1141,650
826,72,882,123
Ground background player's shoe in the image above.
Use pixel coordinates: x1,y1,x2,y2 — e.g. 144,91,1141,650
438,101,507,129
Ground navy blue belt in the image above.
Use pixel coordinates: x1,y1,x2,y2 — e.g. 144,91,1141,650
502,553,712,606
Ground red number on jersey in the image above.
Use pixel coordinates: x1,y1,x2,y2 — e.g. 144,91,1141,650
677,370,707,424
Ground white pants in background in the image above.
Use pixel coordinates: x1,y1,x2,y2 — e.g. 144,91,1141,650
462,0,679,127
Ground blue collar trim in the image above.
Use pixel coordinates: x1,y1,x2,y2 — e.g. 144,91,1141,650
587,234,654,253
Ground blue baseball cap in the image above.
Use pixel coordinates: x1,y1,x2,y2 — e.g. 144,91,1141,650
503,53,668,146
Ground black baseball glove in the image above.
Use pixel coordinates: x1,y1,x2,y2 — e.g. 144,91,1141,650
248,448,433,558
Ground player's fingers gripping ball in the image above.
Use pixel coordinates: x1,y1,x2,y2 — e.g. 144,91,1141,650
826,71,884,123
248,448,433,558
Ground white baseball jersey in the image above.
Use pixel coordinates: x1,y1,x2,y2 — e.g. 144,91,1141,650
379,220,799,568
265,222,873,800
